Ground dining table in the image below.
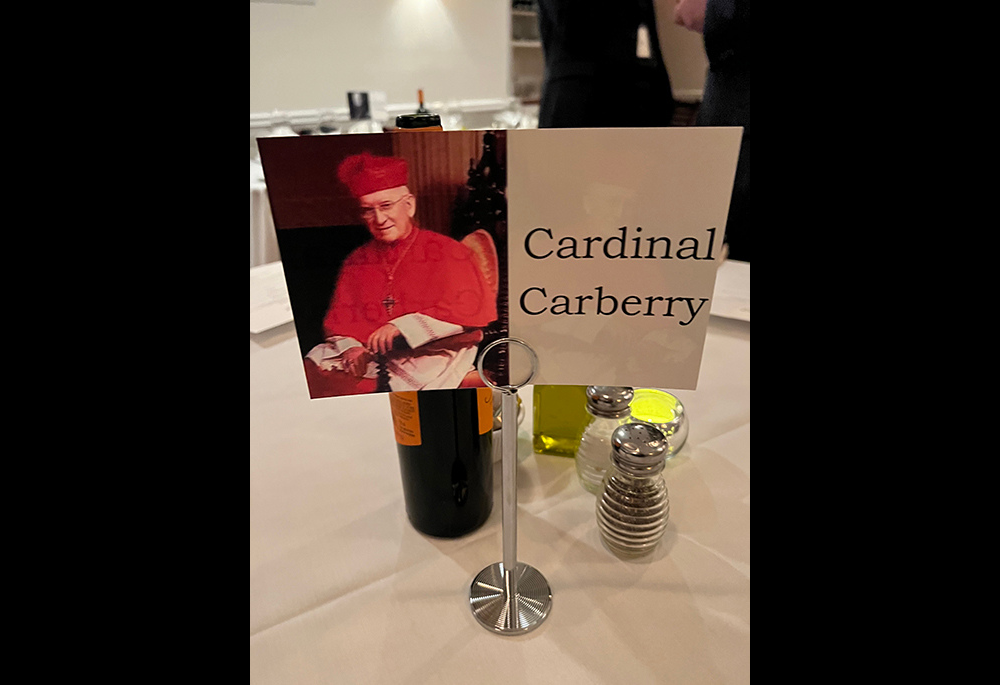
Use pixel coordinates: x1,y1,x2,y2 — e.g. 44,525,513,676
250,260,750,684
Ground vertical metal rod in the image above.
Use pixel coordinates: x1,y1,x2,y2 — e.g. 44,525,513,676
470,338,550,635
500,387,519,629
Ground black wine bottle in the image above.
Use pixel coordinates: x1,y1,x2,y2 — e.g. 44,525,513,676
389,388,494,537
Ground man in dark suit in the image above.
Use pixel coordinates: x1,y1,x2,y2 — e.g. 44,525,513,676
537,0,676,128
675,0,750,262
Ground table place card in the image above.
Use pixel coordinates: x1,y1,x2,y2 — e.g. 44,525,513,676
507,128,741,389
250,261,293,334
710,259,750,322
258,128,741,399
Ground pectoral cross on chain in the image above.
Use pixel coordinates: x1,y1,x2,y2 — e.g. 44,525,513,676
381,294,396,315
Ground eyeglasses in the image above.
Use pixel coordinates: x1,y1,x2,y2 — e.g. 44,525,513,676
359,195,410,221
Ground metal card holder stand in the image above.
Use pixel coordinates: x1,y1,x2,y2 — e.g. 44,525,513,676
469,338,552,635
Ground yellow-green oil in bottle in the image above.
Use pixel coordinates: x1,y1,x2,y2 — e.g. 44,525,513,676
532,385,590,456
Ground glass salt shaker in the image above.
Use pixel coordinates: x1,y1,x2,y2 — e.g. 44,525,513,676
596,423,670,559
576,386,634,494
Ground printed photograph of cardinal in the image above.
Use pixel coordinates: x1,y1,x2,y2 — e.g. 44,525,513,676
259,130,509,398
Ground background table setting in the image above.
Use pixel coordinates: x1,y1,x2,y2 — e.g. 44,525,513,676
251,159,279,269
250,260,749,684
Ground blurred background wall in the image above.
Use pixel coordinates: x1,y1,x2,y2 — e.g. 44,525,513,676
250,0,709,115
251,0,510,113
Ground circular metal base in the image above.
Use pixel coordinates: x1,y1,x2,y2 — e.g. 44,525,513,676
469,562,552,635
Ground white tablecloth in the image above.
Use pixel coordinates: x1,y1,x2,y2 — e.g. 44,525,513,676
251,301,749,683
251,160,279,268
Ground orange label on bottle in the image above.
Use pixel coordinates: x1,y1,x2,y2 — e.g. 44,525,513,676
477,387,493,435
389,391,422,446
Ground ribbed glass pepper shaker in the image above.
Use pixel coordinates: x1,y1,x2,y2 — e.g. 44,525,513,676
575,386,634,494
596,423,670,558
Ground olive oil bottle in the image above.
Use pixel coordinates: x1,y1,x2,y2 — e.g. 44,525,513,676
531,385,590,457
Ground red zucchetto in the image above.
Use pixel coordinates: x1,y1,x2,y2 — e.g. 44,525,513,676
337,152,409,198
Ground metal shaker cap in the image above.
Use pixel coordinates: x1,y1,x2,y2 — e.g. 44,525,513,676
586,386,634,418
611,423,667,475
